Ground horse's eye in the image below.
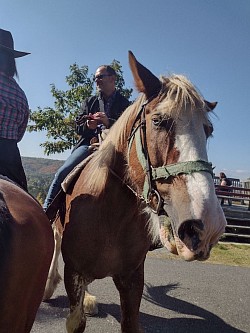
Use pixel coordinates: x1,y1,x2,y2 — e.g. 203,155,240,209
152,117,162,126
152,116,174,131
204,123,213,138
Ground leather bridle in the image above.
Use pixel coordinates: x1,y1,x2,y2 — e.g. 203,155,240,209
127,98,214,214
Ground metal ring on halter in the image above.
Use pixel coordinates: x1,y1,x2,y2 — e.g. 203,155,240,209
147,189,163,214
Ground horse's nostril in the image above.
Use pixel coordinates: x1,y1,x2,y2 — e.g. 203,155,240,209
198,251,204,257
178,219,204,249
191,233,200,251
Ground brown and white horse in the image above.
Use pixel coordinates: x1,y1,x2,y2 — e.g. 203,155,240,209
0,178,54,333
47,51,226,333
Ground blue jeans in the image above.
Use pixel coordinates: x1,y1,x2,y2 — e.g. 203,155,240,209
43,145,90,210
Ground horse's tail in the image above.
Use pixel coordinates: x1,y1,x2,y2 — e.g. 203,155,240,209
0,192,13,270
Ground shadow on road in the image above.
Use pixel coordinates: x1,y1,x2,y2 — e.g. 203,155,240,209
35,283,245,333
44,295,69,309
94,283,245,333
140,283,245,333
35,296,69,321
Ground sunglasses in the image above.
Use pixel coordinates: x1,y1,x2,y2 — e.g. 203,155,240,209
94,74,112,81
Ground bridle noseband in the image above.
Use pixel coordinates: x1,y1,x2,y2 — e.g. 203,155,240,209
128,98,214,214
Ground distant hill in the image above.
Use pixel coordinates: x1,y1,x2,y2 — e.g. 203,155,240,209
21,156,64,203
22,156,64,176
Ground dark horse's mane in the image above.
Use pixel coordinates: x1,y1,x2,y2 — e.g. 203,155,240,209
0,175,17,185
0,177,20,258
0,192,12,264
82,74,211,197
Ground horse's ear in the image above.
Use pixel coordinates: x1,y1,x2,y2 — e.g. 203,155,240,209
205,100,217,111
128,51,161,99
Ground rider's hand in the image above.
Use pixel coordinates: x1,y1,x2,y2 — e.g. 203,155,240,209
93,112,110,128
86,114,98,129
86,119,98,130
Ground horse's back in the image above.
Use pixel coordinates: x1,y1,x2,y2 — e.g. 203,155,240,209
0,179,54,333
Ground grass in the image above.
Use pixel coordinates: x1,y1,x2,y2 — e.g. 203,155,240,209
147,243,250,267
207,243,250,267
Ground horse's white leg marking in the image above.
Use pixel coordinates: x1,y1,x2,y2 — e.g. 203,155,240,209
66,275,86,333
66,300,84,333
43,225,62,300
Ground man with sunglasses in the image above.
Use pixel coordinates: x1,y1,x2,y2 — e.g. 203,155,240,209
44,65,130,212
74,65,130,148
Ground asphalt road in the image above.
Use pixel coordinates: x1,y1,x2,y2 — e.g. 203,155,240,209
31,250,250,333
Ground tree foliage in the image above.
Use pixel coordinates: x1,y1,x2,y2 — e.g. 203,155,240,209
28,60,133,155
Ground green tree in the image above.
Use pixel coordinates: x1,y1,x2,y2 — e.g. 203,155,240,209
28,60,133,156
111,60,133,100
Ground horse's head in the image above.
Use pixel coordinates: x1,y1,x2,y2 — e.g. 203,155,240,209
127,51,226,261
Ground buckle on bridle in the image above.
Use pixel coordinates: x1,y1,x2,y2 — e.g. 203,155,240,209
147,189,163,214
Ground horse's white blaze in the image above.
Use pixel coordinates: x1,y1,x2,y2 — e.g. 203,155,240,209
175,110,212,214
186,173,211,217
169,108,227,259
175,111,208,162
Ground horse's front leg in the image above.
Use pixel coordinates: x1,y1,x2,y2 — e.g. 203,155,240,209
113,261,145,333
64,264,87,333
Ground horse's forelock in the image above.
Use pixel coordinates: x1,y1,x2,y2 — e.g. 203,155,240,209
158,75,211,125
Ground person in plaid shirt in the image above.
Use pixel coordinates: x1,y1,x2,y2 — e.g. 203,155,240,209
0,29,30,190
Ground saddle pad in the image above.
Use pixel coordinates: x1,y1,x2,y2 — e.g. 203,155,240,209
61,153,94,193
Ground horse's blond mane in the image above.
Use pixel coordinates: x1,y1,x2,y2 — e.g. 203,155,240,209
82,74,210,196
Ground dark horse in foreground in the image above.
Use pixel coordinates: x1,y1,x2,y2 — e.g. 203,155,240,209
48,51,226,333
0,178,54,332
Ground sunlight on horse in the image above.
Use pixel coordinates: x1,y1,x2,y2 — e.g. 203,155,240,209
45,51,226,333
0,178,54,333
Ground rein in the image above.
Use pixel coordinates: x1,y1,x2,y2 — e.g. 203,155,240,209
127,99,214,214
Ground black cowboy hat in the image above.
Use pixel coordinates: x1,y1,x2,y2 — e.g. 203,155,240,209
0,29,30,58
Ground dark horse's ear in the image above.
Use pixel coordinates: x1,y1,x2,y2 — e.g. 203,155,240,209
205,100,217,111
128,51,162,100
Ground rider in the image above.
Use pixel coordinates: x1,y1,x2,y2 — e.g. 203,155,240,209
0,29,30,191
43,65,130,211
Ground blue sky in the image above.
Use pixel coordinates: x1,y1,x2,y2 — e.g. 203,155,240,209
1,0,250,180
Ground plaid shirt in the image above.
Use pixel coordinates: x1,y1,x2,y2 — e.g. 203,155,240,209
0,72,29,142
